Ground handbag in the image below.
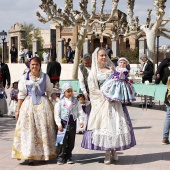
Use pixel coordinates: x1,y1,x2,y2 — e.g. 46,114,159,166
55,114,70,146
55,128,66,146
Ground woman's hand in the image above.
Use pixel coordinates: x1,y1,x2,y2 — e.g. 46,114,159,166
119,71,123,78
51,93,59,102
58,125,63,132
80,123,84,128
84,93,89,100
157,74,160,78
138,71,144,75
55,97,60,102
15,111,20,121
111,65,115,71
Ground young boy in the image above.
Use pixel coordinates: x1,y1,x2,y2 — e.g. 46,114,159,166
54,83,84,165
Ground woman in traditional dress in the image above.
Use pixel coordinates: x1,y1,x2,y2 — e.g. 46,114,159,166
8,81,19,118
0,79,8,117
81,48,136,164
12,57,58,165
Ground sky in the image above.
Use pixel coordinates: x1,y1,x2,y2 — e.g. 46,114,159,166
0,0,170,45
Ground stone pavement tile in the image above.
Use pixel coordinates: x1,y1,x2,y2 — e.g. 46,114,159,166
1,98,170,170
160,165,170,170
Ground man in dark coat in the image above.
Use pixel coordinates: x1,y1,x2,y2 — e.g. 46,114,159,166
49,42,57,59
0,55,11,88
105,44,113,59
47,56,61,85
155,58,170,84
138,54,154,107
138,54,154,83
26,48,33,59
10,44,18,63
66,46,74,63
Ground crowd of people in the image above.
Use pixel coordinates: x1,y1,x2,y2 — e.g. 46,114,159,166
9,42,75,64
0,43,170,166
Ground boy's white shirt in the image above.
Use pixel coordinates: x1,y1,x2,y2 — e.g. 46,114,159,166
54,97,84,127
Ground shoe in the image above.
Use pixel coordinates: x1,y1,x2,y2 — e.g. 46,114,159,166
79,131,84,134
162,139,170,145
28,162,34,166
104,151,111,165
0,114,3,117
28,160,34,166
147,104,152,107
139,103,152,107
67,158,74,164
139,103,145,107
111,151,118,161
57,159,64,165
126,102,132,106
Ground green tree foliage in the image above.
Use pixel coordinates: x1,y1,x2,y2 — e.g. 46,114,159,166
22,22,34,49
119,47,139,64
22,23,44,52
33,28,44,50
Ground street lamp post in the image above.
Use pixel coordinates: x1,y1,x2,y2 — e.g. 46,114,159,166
0,30,7,63
157,36,160,68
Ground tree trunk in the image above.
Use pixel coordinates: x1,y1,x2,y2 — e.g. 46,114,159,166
72,27,87,79
145,30,156,66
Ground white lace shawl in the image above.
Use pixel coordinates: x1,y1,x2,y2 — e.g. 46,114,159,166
18,72,54,100
87,47,115,130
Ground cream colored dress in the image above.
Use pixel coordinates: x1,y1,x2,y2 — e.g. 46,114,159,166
83,47,136,150
12,72,57,160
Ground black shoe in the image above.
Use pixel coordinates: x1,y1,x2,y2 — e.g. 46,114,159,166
147,104,152,107
139,103,152,107
126,102,132,106
67,158,74,164
57,159,64,165
139,103,145,107
28,161,34,166
0,114,3,117
79,131,84,134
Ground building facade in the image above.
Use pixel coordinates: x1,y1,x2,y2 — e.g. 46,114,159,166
7,10,140,62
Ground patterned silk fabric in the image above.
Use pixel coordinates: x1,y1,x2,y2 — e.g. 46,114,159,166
12,95,57,160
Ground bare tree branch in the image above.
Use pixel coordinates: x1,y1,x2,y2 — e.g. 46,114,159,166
159,27,170,33
160,17,170,27
90,0,97,18
100,0,106,16
37,0,120,79
159,31,170,39
152,0,166,31
90,0,119,27
146,9,152,28
127,0,135,24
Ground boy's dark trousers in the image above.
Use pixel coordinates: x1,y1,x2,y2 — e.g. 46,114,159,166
58,121,76,161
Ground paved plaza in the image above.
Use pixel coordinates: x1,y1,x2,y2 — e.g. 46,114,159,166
0,89,170,170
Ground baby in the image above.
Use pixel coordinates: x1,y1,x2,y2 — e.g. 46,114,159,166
102,57,136,103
